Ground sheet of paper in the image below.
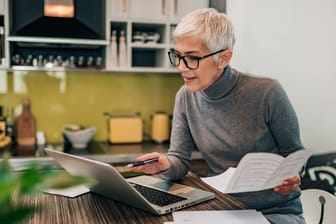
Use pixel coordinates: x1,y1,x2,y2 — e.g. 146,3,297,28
172,210,270,224
227,150,311,193
201,167,235,192
44,185,90,198
201,150,311,193
266,149,312,187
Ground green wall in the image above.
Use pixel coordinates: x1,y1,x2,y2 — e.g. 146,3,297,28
0,70,183,143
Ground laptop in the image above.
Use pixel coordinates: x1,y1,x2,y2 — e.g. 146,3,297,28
44,148,215,215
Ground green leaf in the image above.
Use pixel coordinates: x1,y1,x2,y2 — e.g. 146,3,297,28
0,153,12,176
0,155,20,204
0,178,17,205
0,206,36,224
41,171,96,189
19,164,45,195
0,155,95,223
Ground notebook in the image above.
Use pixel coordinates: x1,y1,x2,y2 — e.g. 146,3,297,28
44,148,215,215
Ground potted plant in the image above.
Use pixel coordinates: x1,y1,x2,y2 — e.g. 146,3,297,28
0,153,94,223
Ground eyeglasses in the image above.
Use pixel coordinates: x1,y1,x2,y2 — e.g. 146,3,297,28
168,49,226,70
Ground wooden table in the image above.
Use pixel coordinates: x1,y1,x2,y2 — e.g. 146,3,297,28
23,172,246,224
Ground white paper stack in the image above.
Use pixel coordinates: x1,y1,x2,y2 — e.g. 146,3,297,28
165,210,270,224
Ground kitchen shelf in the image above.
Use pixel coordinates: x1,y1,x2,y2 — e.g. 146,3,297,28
105,0,210,72
8,65,178,74
8,141,204,171
7,36,108,46
10,65,104,72
130,43,166,49
2,0,211,73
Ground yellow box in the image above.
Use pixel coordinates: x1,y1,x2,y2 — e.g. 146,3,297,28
109,116,143,143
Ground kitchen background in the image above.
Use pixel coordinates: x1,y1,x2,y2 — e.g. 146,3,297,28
0,0,336,156
0,70,182,142
0,0,213,144
0,0,335,200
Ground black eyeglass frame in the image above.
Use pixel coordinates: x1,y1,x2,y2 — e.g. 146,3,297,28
168,48,226,70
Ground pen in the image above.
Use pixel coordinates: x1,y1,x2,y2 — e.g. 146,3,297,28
127,157,159,168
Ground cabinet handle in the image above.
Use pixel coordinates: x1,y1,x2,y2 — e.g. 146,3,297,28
122,0,127,13
174,0,178,16
162,0,166,15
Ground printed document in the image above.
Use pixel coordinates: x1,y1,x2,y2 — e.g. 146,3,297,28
170,210,270,224
202,149,311,193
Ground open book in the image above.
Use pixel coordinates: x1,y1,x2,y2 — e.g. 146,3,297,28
201,149,311,194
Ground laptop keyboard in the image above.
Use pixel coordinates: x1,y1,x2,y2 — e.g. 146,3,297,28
130,183,187,206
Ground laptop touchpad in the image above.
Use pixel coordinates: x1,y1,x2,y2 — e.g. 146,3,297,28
129,175,194,194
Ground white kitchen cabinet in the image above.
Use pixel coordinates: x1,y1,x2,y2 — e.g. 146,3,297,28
106,0,210,72
129,0,167,20
169,0,209,22
128,0,208,21
0,0,4,15
110,0,129,19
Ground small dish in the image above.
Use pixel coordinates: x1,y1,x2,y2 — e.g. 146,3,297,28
63,124,96,148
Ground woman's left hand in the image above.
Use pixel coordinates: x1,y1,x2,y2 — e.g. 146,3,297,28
274,175,301,195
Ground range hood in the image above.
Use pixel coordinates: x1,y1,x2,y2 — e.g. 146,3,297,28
9,0,105,39
44,0,75,18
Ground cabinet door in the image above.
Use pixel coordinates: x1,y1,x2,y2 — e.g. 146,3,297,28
110,0,129,18
129,0,167,19
0,0,4,15
169,0,209,21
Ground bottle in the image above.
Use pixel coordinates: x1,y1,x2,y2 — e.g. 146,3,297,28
0,26,4,65
6,106,15,143
95,56,103,69
0,105,6,140
17,98,36,147
35,131,46,156
86,56,94,68
118,30,127,67
110,30,118,67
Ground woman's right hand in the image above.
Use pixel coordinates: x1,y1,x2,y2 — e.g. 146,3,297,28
130,152,170,175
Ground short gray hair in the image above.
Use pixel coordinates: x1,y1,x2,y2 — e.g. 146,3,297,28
173,8,236,56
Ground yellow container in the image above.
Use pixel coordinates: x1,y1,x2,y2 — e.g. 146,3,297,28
108,115,143,144
151,112,170,143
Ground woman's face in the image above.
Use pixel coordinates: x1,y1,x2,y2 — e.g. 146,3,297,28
173,35,230,92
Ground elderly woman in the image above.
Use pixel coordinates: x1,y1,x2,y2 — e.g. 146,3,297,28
132,8,306,224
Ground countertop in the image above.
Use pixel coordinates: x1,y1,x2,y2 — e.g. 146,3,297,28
8,141,203,171
22,172,246,224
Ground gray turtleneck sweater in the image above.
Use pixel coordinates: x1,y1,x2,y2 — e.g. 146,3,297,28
162,66,304,215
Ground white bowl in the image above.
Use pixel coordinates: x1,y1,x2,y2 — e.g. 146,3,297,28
63,125,96,148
